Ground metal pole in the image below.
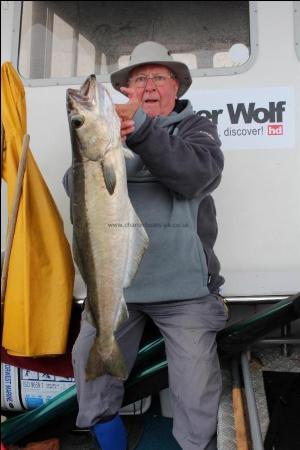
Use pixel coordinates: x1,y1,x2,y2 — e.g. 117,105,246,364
241,352,264,450
256,338,300,345
281,323,292,356
73,295,289,306
223,296,288,304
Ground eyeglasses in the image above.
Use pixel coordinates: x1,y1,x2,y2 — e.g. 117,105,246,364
129,74,175,88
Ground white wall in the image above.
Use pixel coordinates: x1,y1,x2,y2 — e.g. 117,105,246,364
1,1,300,297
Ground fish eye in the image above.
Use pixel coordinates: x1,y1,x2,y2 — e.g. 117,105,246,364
71,114,85,129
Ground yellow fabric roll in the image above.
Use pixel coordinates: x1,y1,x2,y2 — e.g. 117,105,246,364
1,62,74,356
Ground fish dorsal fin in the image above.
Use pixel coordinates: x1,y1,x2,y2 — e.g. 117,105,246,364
123,201,149,289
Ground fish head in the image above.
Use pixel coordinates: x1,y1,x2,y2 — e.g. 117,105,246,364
67,75,121,161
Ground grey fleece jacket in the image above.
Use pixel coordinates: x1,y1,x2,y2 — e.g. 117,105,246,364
63,99,224,302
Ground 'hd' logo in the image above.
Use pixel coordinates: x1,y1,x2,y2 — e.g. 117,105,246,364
268,124,283,135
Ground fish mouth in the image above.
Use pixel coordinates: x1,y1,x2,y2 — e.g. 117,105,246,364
67,74,97,110
80,74,97,99
67,74,115,123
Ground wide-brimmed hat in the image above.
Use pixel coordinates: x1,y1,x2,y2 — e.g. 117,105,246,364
110,41,192,98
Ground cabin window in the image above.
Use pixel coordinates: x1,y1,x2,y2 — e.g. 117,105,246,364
295,1,300,60
17,1,256,85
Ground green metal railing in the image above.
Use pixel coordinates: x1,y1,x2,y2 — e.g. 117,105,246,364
2,293,299,445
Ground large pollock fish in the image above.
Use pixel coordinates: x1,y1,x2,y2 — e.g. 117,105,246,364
66,75,148,381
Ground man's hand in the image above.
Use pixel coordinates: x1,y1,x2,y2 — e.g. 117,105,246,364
115,87,140,142
119,119,135,141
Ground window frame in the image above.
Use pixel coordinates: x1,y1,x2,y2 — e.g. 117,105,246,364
11,0,258,87
295,1,300,60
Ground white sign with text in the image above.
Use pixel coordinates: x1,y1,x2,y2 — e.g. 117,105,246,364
190,86,295,150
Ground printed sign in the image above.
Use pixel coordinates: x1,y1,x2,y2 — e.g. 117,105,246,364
1,363,22,410
190,86,295,150
19,368,75,410
1,364,75,410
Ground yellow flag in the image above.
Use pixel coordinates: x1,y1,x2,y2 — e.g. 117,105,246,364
1,62,74,356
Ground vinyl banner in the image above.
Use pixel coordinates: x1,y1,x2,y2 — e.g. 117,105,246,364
191,86,295,150
1,363,75,410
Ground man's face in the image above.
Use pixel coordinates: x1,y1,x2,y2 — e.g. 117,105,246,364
128,64,179,117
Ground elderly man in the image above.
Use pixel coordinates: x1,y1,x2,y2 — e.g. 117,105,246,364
64,41,227,450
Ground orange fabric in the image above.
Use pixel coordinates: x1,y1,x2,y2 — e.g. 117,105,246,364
7,439,60,450
1,62,74,356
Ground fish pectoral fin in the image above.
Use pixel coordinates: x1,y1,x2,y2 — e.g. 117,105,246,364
123,147,135,159
101,158,116,195
123,202,149,288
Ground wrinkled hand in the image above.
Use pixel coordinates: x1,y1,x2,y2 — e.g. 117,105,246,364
115,87,140,142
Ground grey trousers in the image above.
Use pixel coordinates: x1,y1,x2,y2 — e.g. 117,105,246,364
72,293,228,450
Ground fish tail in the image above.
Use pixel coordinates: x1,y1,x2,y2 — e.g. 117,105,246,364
85,337,128,381
102,338,128,380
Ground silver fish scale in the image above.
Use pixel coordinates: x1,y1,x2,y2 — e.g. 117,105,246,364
217,347,300,449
